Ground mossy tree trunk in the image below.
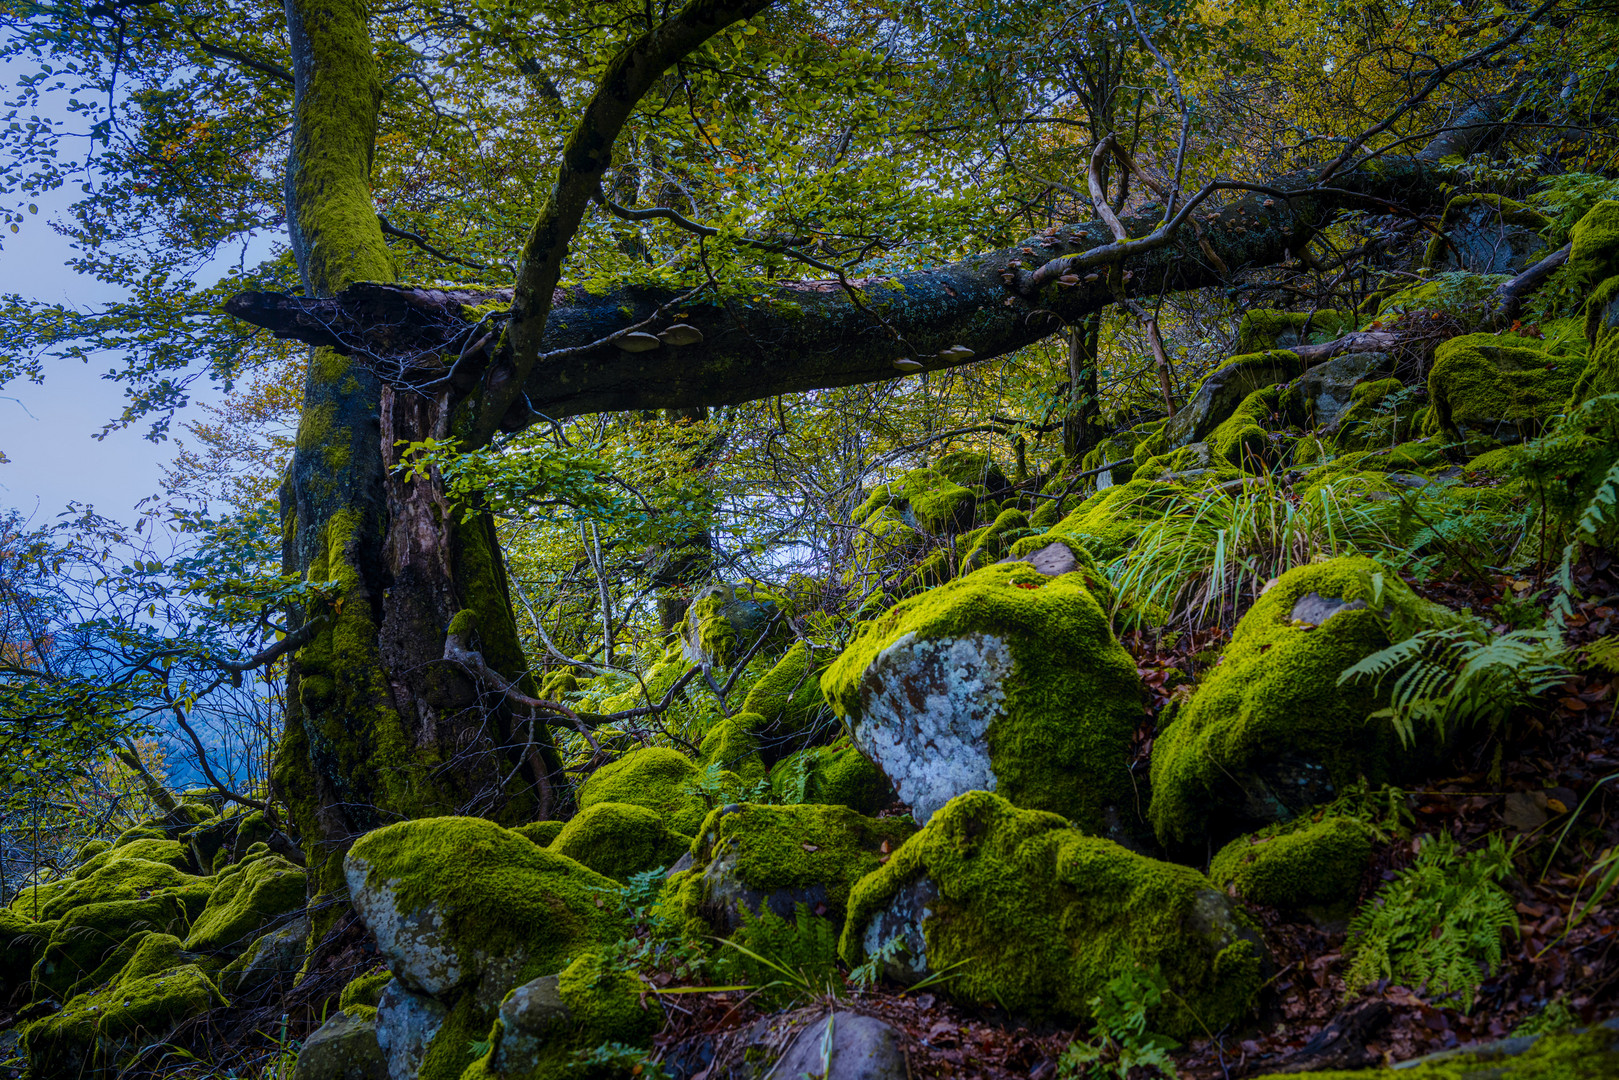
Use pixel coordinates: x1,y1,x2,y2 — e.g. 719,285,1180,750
1063,314,1104,460
271,0,772,894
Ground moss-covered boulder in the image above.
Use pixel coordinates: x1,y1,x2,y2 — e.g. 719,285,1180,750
111,824,169,847
697,710,768,782
549,802,692,883
669,802,915,934
0,908,55,1003
931,449,1009,493
1149,557,1463,848
463,949,662,1080
22,962,227,1078
1332,377,1414,449
575,747,713,836
822,561,1141,830
739,640,832,754
768,738,894,815
1141,350,1304,461
1209,815,1376,913
840,791,1264,1039
1208,384,1286,466
1429,332,1585,440
1038,479,1180,562
345,817,624,1011
340,969,394,1019
184,854,306,955
32,893,195,999
956,507,1037,575
682,582,788,668
512,820,565,847
15,851,197,922
1283,352,1396,433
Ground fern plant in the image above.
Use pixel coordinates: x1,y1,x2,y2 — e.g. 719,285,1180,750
1057,967,1180,1079
1344,832,1519,1010
712,902,842,1008
1338,621,1570,747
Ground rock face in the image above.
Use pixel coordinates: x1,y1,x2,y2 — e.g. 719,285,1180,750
839,791,1265,1039
1148,349,1305,454
184,853,307,955
1148,557,1464,848
374,980,447,1080
770,1012,908,1080
1423,194,1551,275
1290,351,1393,430
822,561,1141,830
291,1010,387,1080
668,802,915,934
683,583,787,667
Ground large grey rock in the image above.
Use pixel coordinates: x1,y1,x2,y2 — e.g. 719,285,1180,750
1295,352,1392,429
767,1012,908,1080
375,980,447,1080
1430,198,1547,274
292,1009,386,1080
683,583,784,667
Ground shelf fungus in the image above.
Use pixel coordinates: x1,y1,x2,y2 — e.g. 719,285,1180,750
893,357,925,373
937,345,976,362
615,332,662,352
657,323,704,346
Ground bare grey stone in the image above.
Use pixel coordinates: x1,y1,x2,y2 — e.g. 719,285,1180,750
490,974,571,1075
1298,351,1393,430
858,876,936,985
1000,540,1078,577
767,1012,908,1080
292,1009,386,1080
849,631,1010,823
375,980,447,1080
1289,592,1369,627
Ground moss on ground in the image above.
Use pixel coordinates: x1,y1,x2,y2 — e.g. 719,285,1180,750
840,791,1263,1039
22,962,227,1079
1247,1026,1619,1078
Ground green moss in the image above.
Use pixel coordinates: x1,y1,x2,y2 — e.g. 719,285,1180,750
1236,311,1352,355
556,948,661,1048
957,508,1035,574
1333,378,1412,449
683,584,789,668
32,893,193,1000
1429,332,1585,439
679,802,915,933
75,839,112,865
184,855,306,955
822,561,1141,831
1209,384,1284,466
1247,1027,1619,1079
697,711,768,781
895,467,977,533
1465,446,1524,477
419,988,487,1080
767,738,893,814
111,825,168,847
1148,557,1464,848
739,642,830,748
22,963,227,1079
840,791,1263,1039
340,969,393,1011
1572,275,1619,404
576,747,712,836
1041,478,1182,562
22,856,198,922
848,502,924,579
931,450,1007,491
1209,815,1375,911
75,838,192,880
1565,199,1619,289
116,932,186,984
549,802,691,883
514,820,566,846
345,816,625,1000
0,908,56,999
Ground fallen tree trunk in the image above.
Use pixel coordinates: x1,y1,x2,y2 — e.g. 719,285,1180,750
226,147,1471,429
